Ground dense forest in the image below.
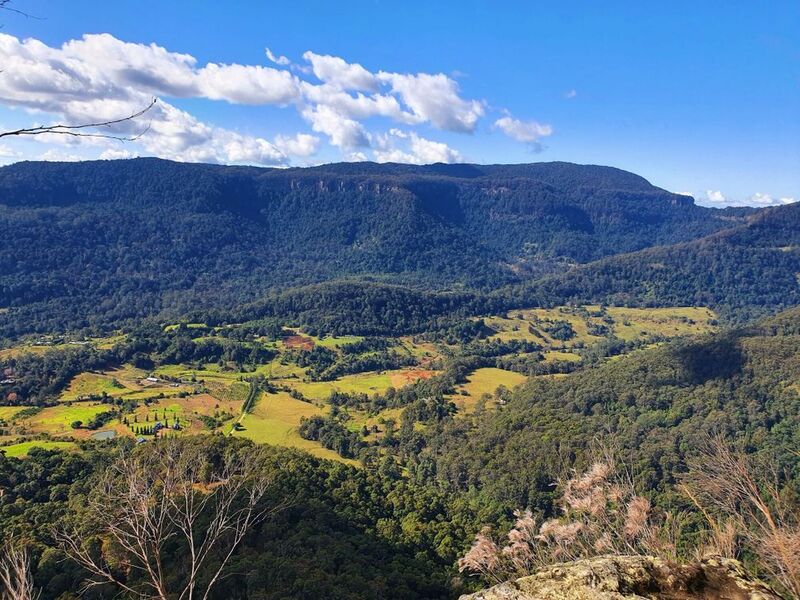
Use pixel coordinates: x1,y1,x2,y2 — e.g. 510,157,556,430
512,202,800,322
0,158,749,338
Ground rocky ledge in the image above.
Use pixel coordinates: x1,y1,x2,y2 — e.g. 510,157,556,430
459,555,782,600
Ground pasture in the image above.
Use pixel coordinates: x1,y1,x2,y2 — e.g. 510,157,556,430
232,391,352,464
281,368,432,401
450,367,527,413
0,440,77,458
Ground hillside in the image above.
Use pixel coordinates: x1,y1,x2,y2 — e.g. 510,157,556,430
510,202,800,321
0,158,740,338
419,305,800,512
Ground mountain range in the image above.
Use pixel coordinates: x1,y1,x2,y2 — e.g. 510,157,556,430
0,158,794,337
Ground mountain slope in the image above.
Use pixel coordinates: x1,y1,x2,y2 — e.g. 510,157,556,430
0,158,738,337
510,202,800,321
423,305,800,511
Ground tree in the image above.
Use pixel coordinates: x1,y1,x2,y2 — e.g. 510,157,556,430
57,439,281,599
0,541,38,600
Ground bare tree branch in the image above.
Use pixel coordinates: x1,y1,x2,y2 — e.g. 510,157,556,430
0,541,39,600
0,0,44,20
0,98,157,141
58,439,283,599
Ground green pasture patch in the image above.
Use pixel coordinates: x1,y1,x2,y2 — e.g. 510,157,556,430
450,367,527,414
0,440,77,458
231,391,355,464
28,402,112,434
60,372,127,401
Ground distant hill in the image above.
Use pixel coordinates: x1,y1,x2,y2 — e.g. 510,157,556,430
511,202,800,321
0,158,741,337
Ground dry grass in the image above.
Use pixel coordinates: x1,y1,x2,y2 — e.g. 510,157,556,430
683,438,800,598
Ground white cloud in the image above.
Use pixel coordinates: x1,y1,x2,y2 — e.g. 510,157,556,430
377,72,484,132
38,149,83,162
374,129,463,164
747,192,796,206
696,190,797,208
564,89,577,99
494,115,553,142
196,63,301,105
0,32,517,163
0,144,20,158
274,133,320,157
301,104,370,149
303,51,377,91
100,148,136,160
265,47,290,66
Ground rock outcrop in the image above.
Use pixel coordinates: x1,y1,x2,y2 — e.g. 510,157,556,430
459,555,783,600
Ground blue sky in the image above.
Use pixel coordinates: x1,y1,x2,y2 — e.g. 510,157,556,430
0,1,797,206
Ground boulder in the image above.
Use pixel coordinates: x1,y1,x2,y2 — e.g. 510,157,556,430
459,555,782,600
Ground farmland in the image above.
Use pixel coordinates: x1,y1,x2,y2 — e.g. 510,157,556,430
0,305,718,463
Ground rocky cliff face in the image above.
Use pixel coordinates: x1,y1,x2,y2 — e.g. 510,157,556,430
459,555,782,600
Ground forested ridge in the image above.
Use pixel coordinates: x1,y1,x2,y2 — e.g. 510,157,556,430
0,158,746,338
505,202,800,322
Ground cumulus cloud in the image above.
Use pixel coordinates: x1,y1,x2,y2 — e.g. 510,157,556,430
301,104,370,149
0,32,537,164
697,190,796,208
374,129,463,164
704,190,727,204
564,89,577,99
100,148,136,160
38,149,84,162
0,144,20,158
495,115,553,142
746,192,795,206
274,133,320,157
377,72,484,132
303,51,377,91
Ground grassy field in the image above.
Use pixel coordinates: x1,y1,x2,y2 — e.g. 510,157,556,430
312,335,363,348
484,305,717,348
60,372,126,401
231,391,352,464
543,350,582,363
0,304,719,461
281,368,431,401
1,440,77,458
25,402,113,435
450,367,528,413
59,367,197,404
0,406,23,420
600,306,716,341
347,407,405,442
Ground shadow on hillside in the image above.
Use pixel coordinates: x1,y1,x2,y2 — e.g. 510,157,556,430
674,333,745,385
